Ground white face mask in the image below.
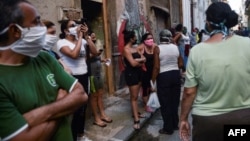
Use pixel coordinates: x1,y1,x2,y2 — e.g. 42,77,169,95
68,26,78,37
44,34,58,50
0,24,46,57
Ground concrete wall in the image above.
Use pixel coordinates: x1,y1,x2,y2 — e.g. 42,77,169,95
182,0,192,32
30,0,81,36
193,0,210,31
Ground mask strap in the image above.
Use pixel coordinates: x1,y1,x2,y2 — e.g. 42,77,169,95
0,27,9,35
208,20,229,39
0,24,24,35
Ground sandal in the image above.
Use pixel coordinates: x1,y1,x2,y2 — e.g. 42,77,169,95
93,121,107,127
133,120,140,130
101,117,113,123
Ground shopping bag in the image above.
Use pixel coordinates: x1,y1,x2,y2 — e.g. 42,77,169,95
146,80,160,110
147,91,160,109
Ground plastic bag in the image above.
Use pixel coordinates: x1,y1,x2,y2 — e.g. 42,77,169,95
147,91,160,109
146,80,160,110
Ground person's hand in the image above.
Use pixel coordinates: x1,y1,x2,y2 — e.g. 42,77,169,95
56,89,68,100
141,57,146,63
101,58,107,62
80,23,88,36
179,120,191,141
135,57,146,63
150,87,156,92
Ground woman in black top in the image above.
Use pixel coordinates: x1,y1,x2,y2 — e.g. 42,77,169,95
122,30,146,130
137,33,156,112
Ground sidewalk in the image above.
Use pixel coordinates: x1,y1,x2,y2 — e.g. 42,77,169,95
84,88,156,141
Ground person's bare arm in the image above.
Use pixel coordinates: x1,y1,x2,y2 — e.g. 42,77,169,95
10,120,59,141
60,26,84,59
136,45,146,63
58,59,72,74
180,87,197,121
173,33,182,44
83,24,98,56
60,39,82,59
23,82,87,127
8,89,71,141
123,47,142,67
85,37,98,56
179,86,197,141
151,46,160,83
137,44,144,55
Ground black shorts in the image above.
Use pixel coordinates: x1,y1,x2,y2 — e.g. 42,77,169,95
124,68,142,86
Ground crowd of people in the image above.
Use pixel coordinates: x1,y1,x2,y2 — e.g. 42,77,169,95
1,1,250,141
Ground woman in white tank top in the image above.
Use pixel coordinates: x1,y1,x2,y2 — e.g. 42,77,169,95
152,29,183,135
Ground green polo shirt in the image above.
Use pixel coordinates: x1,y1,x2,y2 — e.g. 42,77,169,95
0,51,76,141
185,35,250,116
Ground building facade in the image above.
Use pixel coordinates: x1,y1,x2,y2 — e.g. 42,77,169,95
29,0,206,94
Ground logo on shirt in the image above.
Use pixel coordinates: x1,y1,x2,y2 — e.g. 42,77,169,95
47,74,57,87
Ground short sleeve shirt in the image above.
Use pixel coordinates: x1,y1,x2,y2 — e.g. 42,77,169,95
0,51,77,141
185,35,250,116
56,39,88,75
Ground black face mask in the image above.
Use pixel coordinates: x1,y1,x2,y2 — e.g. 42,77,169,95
133,39,137,45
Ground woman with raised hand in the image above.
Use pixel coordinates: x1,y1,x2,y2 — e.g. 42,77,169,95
57,20,98,141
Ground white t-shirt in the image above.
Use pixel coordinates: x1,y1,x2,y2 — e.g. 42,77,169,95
57,39,88,75
158,43,179,73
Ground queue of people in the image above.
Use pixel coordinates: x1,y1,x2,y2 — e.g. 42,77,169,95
1,1,250,141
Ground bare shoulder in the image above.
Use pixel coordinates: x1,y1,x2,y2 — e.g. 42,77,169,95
154,46,160,54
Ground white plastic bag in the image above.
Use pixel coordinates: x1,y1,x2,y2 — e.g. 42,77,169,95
147,80,160,110
147,91,160,109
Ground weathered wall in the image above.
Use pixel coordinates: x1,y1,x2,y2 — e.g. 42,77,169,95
182,0,191,32
30,0,81,36
193,0,210,30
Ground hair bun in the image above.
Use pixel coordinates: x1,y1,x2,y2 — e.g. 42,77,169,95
225,10,238,28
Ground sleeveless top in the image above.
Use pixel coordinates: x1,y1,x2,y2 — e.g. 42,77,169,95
123,52,141,71
158,43,179,73
143,51,154,75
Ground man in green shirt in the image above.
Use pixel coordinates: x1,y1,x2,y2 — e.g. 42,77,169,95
0,0,88,140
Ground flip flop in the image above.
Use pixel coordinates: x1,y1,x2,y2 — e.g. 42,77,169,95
101,117,113,123
93,122,107,127
133,120,140,130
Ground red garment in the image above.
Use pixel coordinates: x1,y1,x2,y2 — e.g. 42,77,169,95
184,44,190,57
118,20,127,72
